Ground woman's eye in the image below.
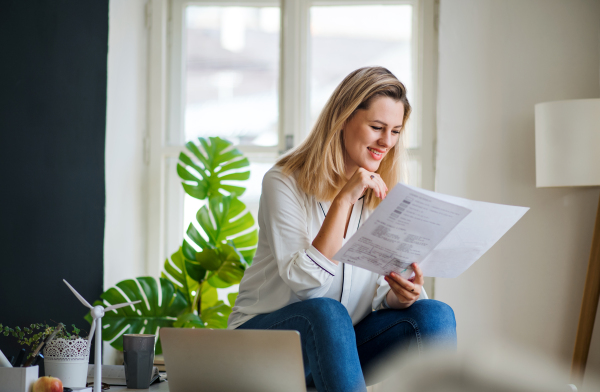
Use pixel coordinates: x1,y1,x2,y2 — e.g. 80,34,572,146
392,130,400,135
371,126,382,131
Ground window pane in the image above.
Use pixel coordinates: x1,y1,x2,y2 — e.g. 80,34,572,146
406,155,421,188
309,5,418,148
184,6,280,146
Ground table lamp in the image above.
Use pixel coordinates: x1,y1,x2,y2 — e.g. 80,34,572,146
535,98,600,386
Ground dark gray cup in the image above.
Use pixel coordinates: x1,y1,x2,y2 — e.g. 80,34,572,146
123,334,156,389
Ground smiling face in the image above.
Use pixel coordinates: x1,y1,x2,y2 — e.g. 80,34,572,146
342,96,405,178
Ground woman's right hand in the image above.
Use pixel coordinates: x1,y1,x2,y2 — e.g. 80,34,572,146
336,167,388,205
312,168,387,261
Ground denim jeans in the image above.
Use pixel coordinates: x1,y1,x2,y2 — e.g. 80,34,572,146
237,297,457,392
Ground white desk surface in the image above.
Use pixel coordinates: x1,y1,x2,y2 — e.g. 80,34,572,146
107,381,169,391
107,381,320,392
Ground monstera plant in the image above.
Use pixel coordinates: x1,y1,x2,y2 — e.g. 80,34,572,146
87,137,258,353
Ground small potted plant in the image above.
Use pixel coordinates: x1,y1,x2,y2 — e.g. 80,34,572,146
1,323,90,388
42,325,89,388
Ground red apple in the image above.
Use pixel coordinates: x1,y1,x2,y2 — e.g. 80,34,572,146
32,376,63,392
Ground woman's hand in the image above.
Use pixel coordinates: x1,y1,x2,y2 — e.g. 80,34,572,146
336,167,388,205
384,263,424,309
312,168,387,262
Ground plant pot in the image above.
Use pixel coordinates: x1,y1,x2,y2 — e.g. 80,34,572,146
43,337,90,388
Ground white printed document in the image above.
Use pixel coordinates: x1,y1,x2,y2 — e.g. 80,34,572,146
333,184,529,278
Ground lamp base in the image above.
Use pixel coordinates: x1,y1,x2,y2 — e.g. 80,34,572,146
571,191,600,385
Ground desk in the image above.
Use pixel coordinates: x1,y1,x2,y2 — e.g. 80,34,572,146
107,382,322,392
107,381,353,392
108,381,169,391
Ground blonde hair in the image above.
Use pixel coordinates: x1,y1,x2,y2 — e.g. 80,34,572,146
278,66,412,209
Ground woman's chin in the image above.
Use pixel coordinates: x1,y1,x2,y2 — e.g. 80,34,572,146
362,161,381,172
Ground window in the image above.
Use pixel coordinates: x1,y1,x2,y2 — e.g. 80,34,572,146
146,0,438,288
177,4,281,247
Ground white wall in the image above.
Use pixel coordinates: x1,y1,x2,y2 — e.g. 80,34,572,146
105,0,149,288
104,0,149,363
436,0,600,385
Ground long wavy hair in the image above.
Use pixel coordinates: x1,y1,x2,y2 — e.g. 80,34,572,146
277,66,412,209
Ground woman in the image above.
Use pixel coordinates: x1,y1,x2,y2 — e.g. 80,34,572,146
228,66,456,392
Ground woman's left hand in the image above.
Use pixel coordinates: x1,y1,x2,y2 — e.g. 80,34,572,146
384,263,424,309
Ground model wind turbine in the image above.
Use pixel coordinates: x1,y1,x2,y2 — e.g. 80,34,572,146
63,279,141,392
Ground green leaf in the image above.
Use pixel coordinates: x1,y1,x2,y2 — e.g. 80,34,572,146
227,292,238,307
219,157,250,173
187,195,257,261
230,230,258,249
218,172,250,182
182,239,198,260
185,259,207,282
177,136,250,200
173,312,205,329
186,224,210,249
206,275,234,289
200,282,219,311
161,247,201,312
202,302,232,329
205,244,246,288
86,277,188,354
194,248,221,271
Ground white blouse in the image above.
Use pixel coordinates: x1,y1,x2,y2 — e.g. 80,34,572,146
227,166,425,330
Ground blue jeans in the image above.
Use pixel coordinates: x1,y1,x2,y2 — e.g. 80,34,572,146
237,298,456,392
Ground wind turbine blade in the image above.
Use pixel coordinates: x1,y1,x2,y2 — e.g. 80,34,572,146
104,300,141,312
63,279,93,309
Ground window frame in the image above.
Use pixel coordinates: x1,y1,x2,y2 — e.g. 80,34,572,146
145,0,438,290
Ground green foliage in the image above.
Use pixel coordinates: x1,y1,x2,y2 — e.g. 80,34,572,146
173,312,204,329
1,323,84,359
200,282,219,311
201,302,232,329
161,247,201,312
84,277,188,354
173,137,256,325
187,242,249,289
89,136,259,351
179,137,258,264
227,292,238,307
183,195,258,262
177,136,250,200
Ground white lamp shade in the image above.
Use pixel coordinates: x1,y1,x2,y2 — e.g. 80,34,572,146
535,98,600,187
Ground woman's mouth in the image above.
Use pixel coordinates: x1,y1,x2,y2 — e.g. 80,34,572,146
367,147,385,160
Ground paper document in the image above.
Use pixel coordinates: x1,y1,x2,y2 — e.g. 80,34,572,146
333,183,529,278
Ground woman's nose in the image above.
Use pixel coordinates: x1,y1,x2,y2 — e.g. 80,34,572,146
379,131,393,147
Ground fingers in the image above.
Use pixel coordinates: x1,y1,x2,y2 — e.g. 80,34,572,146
411,263,425,286
384,263,425,307
371,173,388,199
388,272,418,293
385,266,422,297
360,169,387,199
340,168,389,204
385,274,418,304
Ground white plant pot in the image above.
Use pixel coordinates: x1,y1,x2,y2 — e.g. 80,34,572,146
43,338,90,388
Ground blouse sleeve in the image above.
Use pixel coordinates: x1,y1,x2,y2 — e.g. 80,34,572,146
259,169,337,300
373,275,390,310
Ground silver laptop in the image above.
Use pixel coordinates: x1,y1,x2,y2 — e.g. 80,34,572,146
160,328,307,392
